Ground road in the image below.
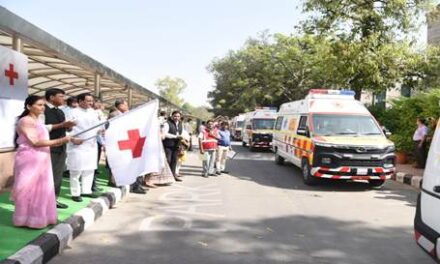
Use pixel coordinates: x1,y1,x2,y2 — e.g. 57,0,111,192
50,142,433,264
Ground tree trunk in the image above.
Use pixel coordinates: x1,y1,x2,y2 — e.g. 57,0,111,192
354,87,362,100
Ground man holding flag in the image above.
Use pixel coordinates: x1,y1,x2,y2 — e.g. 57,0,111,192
66,93,101,202
105,99,162,187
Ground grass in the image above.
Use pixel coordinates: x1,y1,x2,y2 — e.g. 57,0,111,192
0,165,111,260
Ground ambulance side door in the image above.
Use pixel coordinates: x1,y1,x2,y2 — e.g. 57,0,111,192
273,115,286,157
421,122,440,237
291,115,308,167
284,114,300,165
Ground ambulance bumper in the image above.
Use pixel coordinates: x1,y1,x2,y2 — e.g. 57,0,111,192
310,166,395,180
414,194,440,261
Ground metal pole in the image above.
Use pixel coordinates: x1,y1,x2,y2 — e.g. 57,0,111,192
12,34,22,52
94,73,101,99
127,86,133,107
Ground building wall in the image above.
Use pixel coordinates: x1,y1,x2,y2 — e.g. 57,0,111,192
428,14,440,45
0,151,15,194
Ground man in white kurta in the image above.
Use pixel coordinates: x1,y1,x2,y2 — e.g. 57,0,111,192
66,93,101,201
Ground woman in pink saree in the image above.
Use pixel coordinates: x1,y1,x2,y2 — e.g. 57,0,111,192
12,95,71,229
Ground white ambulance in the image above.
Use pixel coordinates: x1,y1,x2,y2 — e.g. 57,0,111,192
273,89,395,186
231,114,245,141
414,119,440,260
242,108,277,151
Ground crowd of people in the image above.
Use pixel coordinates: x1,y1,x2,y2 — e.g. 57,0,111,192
10,89,234,230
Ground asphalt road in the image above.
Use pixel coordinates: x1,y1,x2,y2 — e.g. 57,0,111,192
50,142,434,264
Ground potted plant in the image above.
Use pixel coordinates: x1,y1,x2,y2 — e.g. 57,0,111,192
390,134,412,164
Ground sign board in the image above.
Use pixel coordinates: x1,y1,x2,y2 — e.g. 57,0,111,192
0,45,28,150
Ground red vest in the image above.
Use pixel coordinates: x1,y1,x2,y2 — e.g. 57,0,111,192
202,128,218,150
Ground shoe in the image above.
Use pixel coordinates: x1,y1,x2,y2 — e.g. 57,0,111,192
174,176,183,182
81,193,100,198
56,201,68,209
144,183,157,188
72,196,83,202
131,186,147,194
221,170,230,174
216,171,222,175
209,173,216,176
202,174,209,178
92,187,104,192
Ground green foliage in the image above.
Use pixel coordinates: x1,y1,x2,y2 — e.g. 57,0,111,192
370,89,440,153
302,0,435,41
301,0,436,98
156,76,187,107
208,34,336,117
182,102,213,121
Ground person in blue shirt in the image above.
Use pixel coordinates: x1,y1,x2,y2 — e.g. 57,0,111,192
216,121,232,175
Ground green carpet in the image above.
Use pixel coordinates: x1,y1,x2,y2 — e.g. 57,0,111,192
0,165,111,260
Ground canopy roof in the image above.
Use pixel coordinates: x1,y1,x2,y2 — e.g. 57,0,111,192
0,6,184,111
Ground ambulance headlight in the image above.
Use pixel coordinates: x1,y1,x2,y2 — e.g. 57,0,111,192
384,158,395,168
385,145,396,153
321,157,332,165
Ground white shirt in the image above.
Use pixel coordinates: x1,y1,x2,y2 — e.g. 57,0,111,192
66,107,100,171
162,121,186,139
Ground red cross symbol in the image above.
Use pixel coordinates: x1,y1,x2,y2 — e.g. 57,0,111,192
5,64,19,86
118,129,146,158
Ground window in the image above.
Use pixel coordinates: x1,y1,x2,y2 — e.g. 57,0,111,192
275,116,283,130
297,116,308,132
312,114,382,136
252,119,276,130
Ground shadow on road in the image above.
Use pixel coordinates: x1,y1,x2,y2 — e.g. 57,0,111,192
53,212,429,264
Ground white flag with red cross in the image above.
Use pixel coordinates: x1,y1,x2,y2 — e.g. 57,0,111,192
105,99,162,186
0,45,28,149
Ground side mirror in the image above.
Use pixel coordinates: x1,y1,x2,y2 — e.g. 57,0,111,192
382,127,391,137
297,128,310,137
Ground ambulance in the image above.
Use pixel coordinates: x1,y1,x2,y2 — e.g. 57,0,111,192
242,108,277,151
273,89,395,186
231,114,245,140
414,119,440,261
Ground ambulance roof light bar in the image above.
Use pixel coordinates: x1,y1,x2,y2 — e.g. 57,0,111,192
309,89,355,96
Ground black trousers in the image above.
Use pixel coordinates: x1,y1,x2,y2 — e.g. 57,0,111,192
50,150,67,197
92,142,103,191
164,146,178,177
414,140,427,168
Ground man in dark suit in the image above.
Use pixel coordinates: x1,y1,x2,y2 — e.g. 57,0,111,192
162,110,184,181
44,88,76,209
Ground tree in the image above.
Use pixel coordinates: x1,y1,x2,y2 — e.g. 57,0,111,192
155,76,187,106
208,34,335,117
302,0,436,99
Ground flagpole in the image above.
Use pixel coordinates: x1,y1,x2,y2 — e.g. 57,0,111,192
71,99,160,138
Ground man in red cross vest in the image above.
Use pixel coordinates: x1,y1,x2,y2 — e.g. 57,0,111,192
198,119,220,177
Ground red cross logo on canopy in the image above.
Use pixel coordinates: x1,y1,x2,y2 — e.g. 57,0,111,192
5,63,18,86
118,129,146,158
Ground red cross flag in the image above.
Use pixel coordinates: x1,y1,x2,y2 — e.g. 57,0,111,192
0,45,28,149
105,99,162,186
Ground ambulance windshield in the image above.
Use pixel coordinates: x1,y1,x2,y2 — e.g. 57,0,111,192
252,119,275,130
312,114,382,136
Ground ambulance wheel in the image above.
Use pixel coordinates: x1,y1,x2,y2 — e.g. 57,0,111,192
302,159,318,185
368,179,385,188
242,141,247,147
275,152,284,165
